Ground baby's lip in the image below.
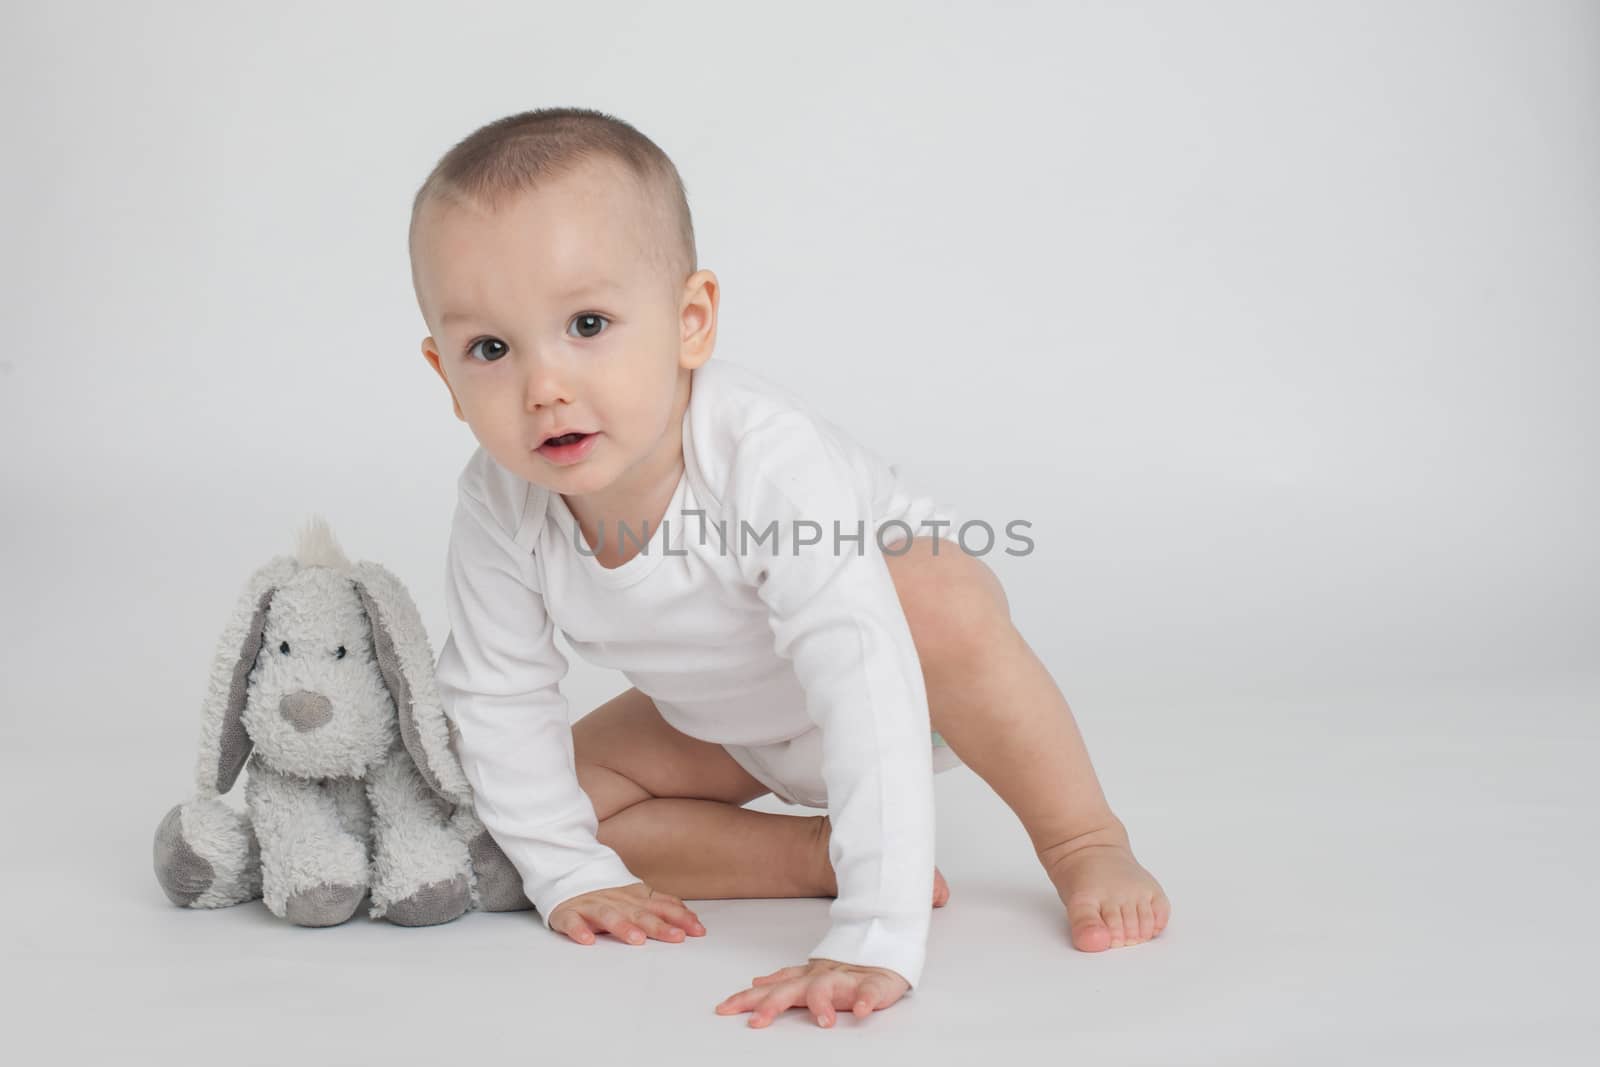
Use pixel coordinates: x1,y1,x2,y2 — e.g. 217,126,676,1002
539,428,595,444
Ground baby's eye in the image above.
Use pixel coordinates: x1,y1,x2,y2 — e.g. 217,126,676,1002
466,337,508,363
569,313,609,340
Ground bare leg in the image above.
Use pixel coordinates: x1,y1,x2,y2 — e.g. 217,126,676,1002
884,536,1171,951
572,687,948,905
597,800,825,900
596,800,953,905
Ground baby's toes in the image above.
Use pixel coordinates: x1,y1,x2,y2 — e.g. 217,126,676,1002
1104,902,1129,947
1066,894,1112,952
1153,892,1172,935
1120,902,1143,945
1137,897,1156,942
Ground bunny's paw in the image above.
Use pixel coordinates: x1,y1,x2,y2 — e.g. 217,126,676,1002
284,882,366,927
468,830,533,912
383,874,470,927
153,801,262,907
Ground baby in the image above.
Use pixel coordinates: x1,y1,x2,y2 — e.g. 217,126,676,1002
412,107,1169,1028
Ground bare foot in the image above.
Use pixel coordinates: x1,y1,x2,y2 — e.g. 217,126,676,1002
816,816,949,907
1040,823,1170,951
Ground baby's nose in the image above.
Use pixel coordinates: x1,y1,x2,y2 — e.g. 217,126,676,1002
279,691,333,732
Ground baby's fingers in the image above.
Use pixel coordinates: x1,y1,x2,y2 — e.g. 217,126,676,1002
549,910,598,945
751,964,808,986
589,904,657,945
848,974,901,1017
743,984,806,1028
553,903,648,946
646,892,707,936
806,974,842,1027
630,908,690,943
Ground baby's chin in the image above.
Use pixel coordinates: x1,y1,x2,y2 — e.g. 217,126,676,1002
523,445,616,494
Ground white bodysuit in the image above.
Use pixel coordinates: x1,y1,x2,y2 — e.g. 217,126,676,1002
434,357,964,990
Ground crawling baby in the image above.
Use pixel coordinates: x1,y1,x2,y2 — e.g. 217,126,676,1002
410,106,1170,1029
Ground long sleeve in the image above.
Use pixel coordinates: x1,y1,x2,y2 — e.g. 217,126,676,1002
725,413,937,991
435,484,641,926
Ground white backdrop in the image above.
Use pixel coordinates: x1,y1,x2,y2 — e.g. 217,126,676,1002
4,1,1596,1062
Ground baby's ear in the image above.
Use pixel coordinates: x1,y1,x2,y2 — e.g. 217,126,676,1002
419,338,466,421
349,560,472,807
195,554,302,796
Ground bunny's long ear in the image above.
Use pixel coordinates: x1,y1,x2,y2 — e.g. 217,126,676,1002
195,554,302,797
350,559,473,808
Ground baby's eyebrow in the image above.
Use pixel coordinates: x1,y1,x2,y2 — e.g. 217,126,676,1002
557,279,623,298
440,281,623,326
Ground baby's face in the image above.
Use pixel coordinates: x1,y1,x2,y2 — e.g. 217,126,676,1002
414,157,711,499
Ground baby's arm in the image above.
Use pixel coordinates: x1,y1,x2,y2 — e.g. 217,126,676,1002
436,485,643,924
724,413,937,993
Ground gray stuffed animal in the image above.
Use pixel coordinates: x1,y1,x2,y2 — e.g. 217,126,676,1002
153,515,531,926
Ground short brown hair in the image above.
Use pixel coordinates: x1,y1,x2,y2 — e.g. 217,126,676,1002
409,106,697,290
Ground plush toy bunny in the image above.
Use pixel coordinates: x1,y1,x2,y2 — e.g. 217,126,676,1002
153,515,532,926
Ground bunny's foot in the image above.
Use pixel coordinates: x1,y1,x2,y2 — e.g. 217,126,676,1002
284,883,367,926
467,829,533,912
153,800,262,908
384,874,470,926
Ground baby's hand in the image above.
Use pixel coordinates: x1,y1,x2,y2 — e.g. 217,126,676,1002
545,881,706,946
714,958,910,1028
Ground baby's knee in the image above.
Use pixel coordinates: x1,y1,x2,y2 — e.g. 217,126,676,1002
575,759,653,823
888,538,1012,663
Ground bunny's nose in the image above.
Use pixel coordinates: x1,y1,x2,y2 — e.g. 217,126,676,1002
279,691,333,732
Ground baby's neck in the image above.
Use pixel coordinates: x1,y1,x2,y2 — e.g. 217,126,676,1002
564,367,695,567
563,430,686,567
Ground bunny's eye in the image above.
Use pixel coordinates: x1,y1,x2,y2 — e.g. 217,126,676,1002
279,640,291,655
335,646,346,660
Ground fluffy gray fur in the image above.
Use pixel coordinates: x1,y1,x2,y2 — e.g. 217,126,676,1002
154,515,532,926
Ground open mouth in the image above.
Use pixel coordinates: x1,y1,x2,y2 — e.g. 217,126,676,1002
537,431,598,463
545,432,589,446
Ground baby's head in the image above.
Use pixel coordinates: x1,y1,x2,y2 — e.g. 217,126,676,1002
410,107,717,499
